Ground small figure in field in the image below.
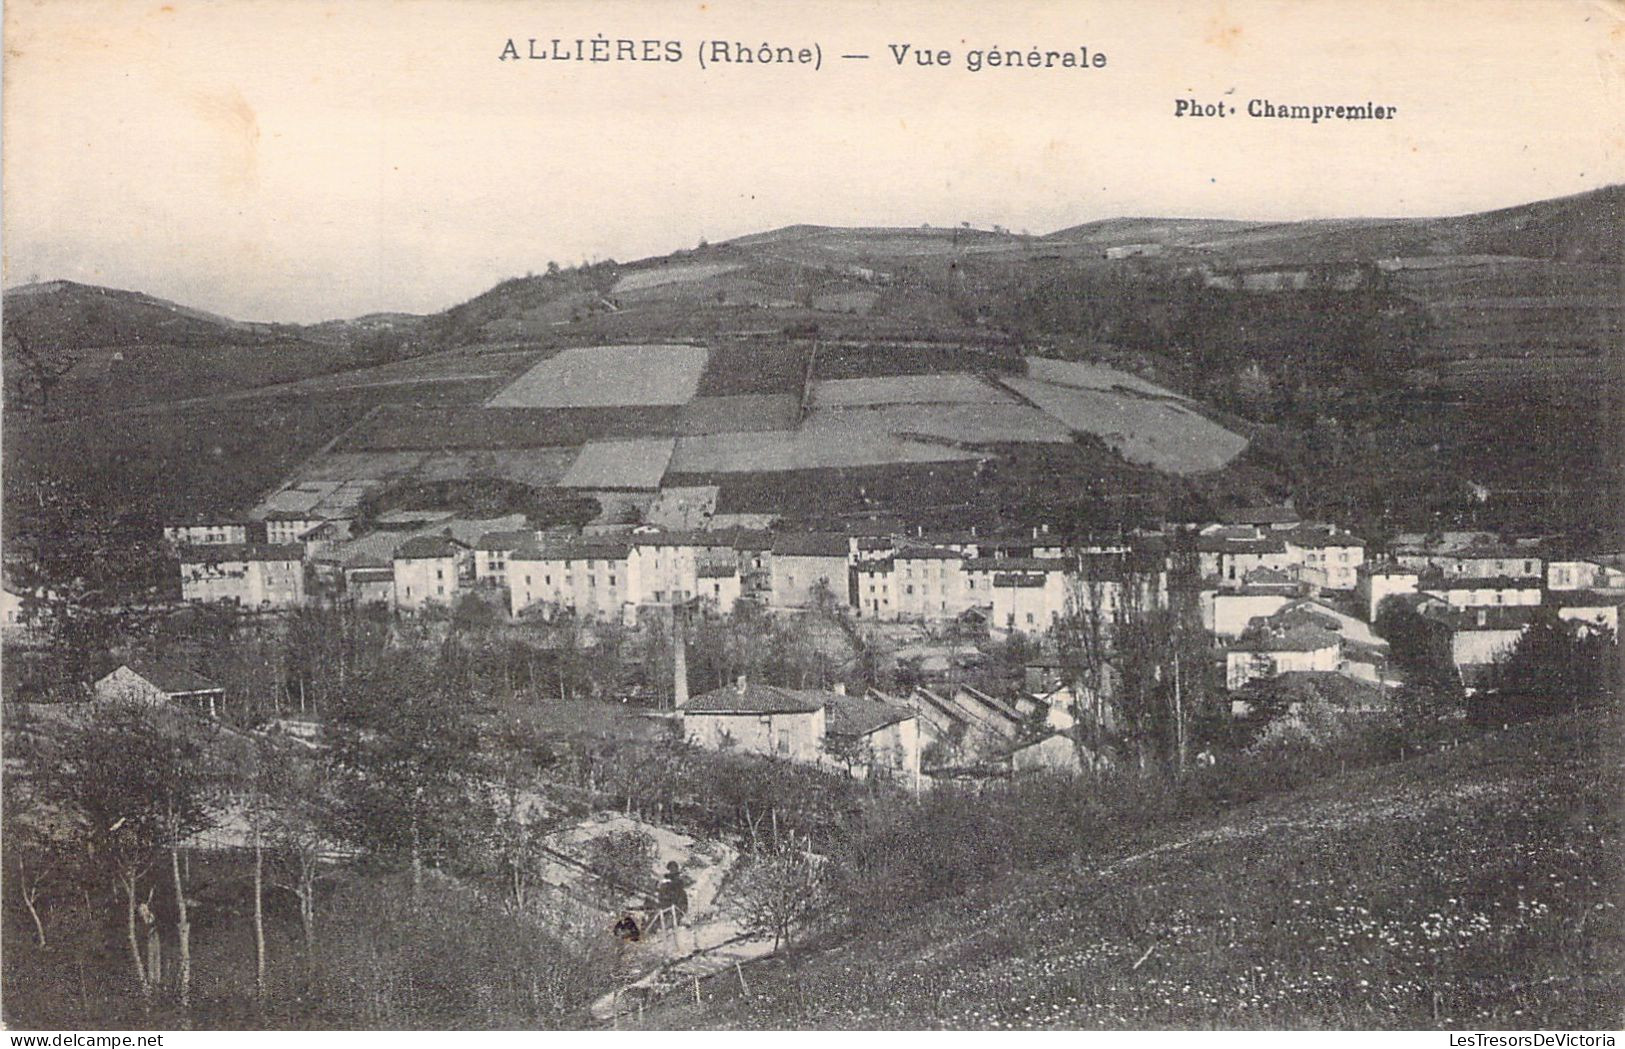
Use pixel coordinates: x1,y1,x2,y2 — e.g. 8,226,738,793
613,913,642,942
655,860,690,923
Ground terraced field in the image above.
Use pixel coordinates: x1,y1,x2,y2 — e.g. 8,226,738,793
487,344,708,408
810,373,1011,407
1003,360,1247,475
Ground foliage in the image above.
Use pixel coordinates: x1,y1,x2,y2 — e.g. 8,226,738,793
1478,614,1620,725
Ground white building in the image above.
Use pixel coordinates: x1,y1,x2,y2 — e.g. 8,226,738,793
473,529,536,588
1356,562,1421,622
507,537,633,621
769,533,851,610
392,535,471,612
180,544,306,609
263,511,325,546
1281,526,1366,590
164,518,249,547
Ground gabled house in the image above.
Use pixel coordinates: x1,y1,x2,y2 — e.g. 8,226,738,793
1547,559,1625,592
507,537,632,622
823,693,921,782
1418,572,1543,610
94,660,226,714
1356,561,1420,622
1280,525,1366,591
680,679,829,764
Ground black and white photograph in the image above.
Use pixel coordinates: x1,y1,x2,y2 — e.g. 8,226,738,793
1,0,1621,1036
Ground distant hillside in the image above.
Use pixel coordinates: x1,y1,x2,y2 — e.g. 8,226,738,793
652,715,1621,1030
2,280,291,349
1043,185,1624,264
1,282,433,416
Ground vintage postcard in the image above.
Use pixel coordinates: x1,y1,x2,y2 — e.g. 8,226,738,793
2,0,1621,1037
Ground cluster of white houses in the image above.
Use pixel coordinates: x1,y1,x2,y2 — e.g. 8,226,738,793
44,506,1606,778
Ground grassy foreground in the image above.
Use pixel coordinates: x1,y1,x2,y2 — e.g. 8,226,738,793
653,714,1622,1029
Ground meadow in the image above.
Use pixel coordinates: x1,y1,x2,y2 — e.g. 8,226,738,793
653,715,1622,1030
1002,376,1248,475
487,344,709,408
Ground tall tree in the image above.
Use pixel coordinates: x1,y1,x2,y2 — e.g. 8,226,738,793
56,703,217,1007
328,652,490,899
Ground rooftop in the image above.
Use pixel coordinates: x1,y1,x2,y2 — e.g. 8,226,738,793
824,694,914,737
683,682,832,715
178,543,304,565
118,658,222,696
771,533,850,557
394,535,468,560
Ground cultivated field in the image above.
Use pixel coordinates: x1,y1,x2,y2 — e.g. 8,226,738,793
338,405,687,450
559,438,676,490
1004,376,1247,474
668,419,981,474
255,447,583,518
810,373,1012,407
487,344,708,408
612,262,743,294
823,404,1071,446
678,395,802,435
1023,356,1191,399
695,344,810,397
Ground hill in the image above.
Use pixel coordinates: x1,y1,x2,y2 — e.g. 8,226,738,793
3,185,1619,553
651,715,1621,1030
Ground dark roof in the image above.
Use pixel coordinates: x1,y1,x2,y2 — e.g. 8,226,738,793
771,533,850,557
894,546,966,562
824,695,913,736
965,556,1067,572
697,563,738,579
683,682,829,715
394,535,468,559
1218,506,1301,526
1418,572,1543,590
345,566,395,583
1197,537,1288,555
1231,624,1342,653
263,509,321,521
474,530,535,551
1281,526,1366,549
993,573,1048,588
121,659,222,695
1421,606,1542,631
1554,591,1625,610
178,543,304,565
513,538,631,561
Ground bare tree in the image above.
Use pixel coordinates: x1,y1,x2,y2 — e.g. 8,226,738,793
732,836,827,951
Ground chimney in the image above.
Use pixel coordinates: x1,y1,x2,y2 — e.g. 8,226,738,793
672,608,689,709
736,674,748,694
833,682,847,696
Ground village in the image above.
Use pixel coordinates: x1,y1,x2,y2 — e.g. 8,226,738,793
8,492,1619,785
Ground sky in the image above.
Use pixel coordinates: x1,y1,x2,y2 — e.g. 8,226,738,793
4,0,1623,323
